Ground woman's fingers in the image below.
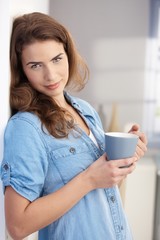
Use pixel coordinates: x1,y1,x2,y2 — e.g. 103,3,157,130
133,131,148,146
109,157,137,169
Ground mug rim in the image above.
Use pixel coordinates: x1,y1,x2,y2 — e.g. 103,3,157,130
104,132,138,139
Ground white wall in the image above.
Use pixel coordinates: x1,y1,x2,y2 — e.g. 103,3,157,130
10,0,49,18
49,0,150,131
0,1,11,239
0,1,49,239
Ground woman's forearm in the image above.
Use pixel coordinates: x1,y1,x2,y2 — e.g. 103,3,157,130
5,169,93,239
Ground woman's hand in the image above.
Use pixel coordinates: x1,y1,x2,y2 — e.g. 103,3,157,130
86,153,137,190
128,124,148,160
86,124,148,191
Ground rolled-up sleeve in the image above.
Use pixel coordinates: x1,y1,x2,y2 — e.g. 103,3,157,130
1,117,49,202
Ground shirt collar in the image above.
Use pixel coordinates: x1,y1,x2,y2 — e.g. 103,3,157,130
64,91,97,127
64,91,86,115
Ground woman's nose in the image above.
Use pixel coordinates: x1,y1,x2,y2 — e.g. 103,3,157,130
44,66,57,82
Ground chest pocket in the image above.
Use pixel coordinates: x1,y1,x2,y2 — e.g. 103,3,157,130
51,142,93,183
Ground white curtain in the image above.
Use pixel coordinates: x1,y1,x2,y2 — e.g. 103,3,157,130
143,1,160,145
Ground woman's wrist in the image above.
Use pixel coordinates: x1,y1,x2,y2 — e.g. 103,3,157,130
80,167,96,192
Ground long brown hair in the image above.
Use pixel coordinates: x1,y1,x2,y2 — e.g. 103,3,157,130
10,12,89,138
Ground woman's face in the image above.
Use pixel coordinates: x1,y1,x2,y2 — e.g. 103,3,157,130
21,40,69,102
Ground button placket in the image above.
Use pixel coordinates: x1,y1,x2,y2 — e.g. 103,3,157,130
110,196,115,203
105,188,124,238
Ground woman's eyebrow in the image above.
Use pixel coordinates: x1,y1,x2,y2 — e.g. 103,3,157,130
50,53,64,61
26,53,64,66
26,61,42,66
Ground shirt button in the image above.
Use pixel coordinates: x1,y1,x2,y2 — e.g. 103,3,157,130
100,144,104,150
110,196,115,203
69,147,76,154
3,163,9,171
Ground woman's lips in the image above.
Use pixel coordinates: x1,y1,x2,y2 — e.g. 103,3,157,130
46,82,60,90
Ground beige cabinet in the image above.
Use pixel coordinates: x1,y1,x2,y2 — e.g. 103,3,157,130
124,157,157,240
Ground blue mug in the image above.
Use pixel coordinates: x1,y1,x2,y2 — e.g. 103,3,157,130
105,132,138,167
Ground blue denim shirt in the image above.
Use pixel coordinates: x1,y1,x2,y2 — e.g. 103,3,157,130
1,92,133,240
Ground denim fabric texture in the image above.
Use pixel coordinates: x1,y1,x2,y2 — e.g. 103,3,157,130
1,92,133,240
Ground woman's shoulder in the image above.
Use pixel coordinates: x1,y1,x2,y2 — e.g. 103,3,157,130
4,111,49,151
10,111,41,125
6,111,42,134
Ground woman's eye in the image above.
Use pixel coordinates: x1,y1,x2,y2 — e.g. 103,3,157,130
53,57,62,63
31,64,42,69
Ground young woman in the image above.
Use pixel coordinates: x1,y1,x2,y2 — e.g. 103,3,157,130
1,12,147,240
